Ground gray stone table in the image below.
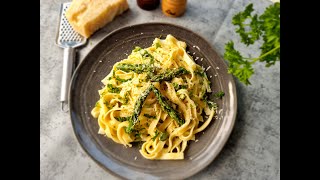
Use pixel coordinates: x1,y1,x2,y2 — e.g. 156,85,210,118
40,0,280,179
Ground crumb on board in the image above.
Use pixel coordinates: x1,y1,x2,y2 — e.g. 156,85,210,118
206,66,211,71
216,67,220,69
192,52,196,55
99,60,102,62
134,156,137,160
195,139,199,143
200,58,203,61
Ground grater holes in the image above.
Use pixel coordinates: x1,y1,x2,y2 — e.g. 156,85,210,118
59,3,85,44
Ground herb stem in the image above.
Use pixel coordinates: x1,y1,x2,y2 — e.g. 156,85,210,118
242,45,280,63
251,45,280,63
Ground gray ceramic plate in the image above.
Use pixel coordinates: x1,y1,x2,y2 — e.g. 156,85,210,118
69,23,237,179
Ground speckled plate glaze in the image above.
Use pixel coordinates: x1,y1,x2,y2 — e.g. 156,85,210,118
69,23,237,179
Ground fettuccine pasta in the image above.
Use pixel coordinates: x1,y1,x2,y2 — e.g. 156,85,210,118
91,35,217,160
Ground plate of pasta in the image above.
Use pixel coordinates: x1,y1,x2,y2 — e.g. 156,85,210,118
69,23,237,179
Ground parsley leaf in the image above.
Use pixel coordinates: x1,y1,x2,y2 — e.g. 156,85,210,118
232,4,261,45
224,41,254,85
107,84,121,93
133,46,142,52
224,3,280,85
207,101,217,110
172,82,188,91
155,42,161,48
259,2,280,67
214,91,225,99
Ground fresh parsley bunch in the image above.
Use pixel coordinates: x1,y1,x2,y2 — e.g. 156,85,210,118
224,2,280,85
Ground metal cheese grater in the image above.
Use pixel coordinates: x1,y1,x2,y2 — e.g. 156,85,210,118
55,3,86,111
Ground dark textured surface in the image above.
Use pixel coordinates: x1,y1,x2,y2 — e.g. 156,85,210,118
40,0,280,179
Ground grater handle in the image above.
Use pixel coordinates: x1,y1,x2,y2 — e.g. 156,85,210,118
60,47,75,111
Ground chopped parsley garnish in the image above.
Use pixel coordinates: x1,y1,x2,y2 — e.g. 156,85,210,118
155,42,161,48
107,84,121,93
159,132,169,141
115,116,131,122
152,130,159,141
214,91,225,99
133,46,142,52
172,83,188,91
115,76,132,83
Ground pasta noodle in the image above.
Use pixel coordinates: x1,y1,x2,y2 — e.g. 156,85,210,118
91,34,217,160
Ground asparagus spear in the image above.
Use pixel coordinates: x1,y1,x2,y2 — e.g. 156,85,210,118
116,63,155,74
150,67,189,82
133,46,154,64
126,85,154,133
115,76,132,83
196,68,211,84
126,85,185,133
151,86,185,125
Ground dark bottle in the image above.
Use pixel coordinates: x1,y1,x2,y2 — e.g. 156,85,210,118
137,0,160,10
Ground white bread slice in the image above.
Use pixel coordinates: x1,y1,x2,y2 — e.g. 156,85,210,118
66,0,129,38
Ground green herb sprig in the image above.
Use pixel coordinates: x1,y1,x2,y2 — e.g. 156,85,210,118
224,3,280,85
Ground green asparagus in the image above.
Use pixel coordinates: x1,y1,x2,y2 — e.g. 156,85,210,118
150,67,189,82
115,76,132,83
151,86,185,125
126,85,154,133
116,63,155,74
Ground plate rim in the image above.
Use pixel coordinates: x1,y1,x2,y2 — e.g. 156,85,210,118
69,22,237,179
